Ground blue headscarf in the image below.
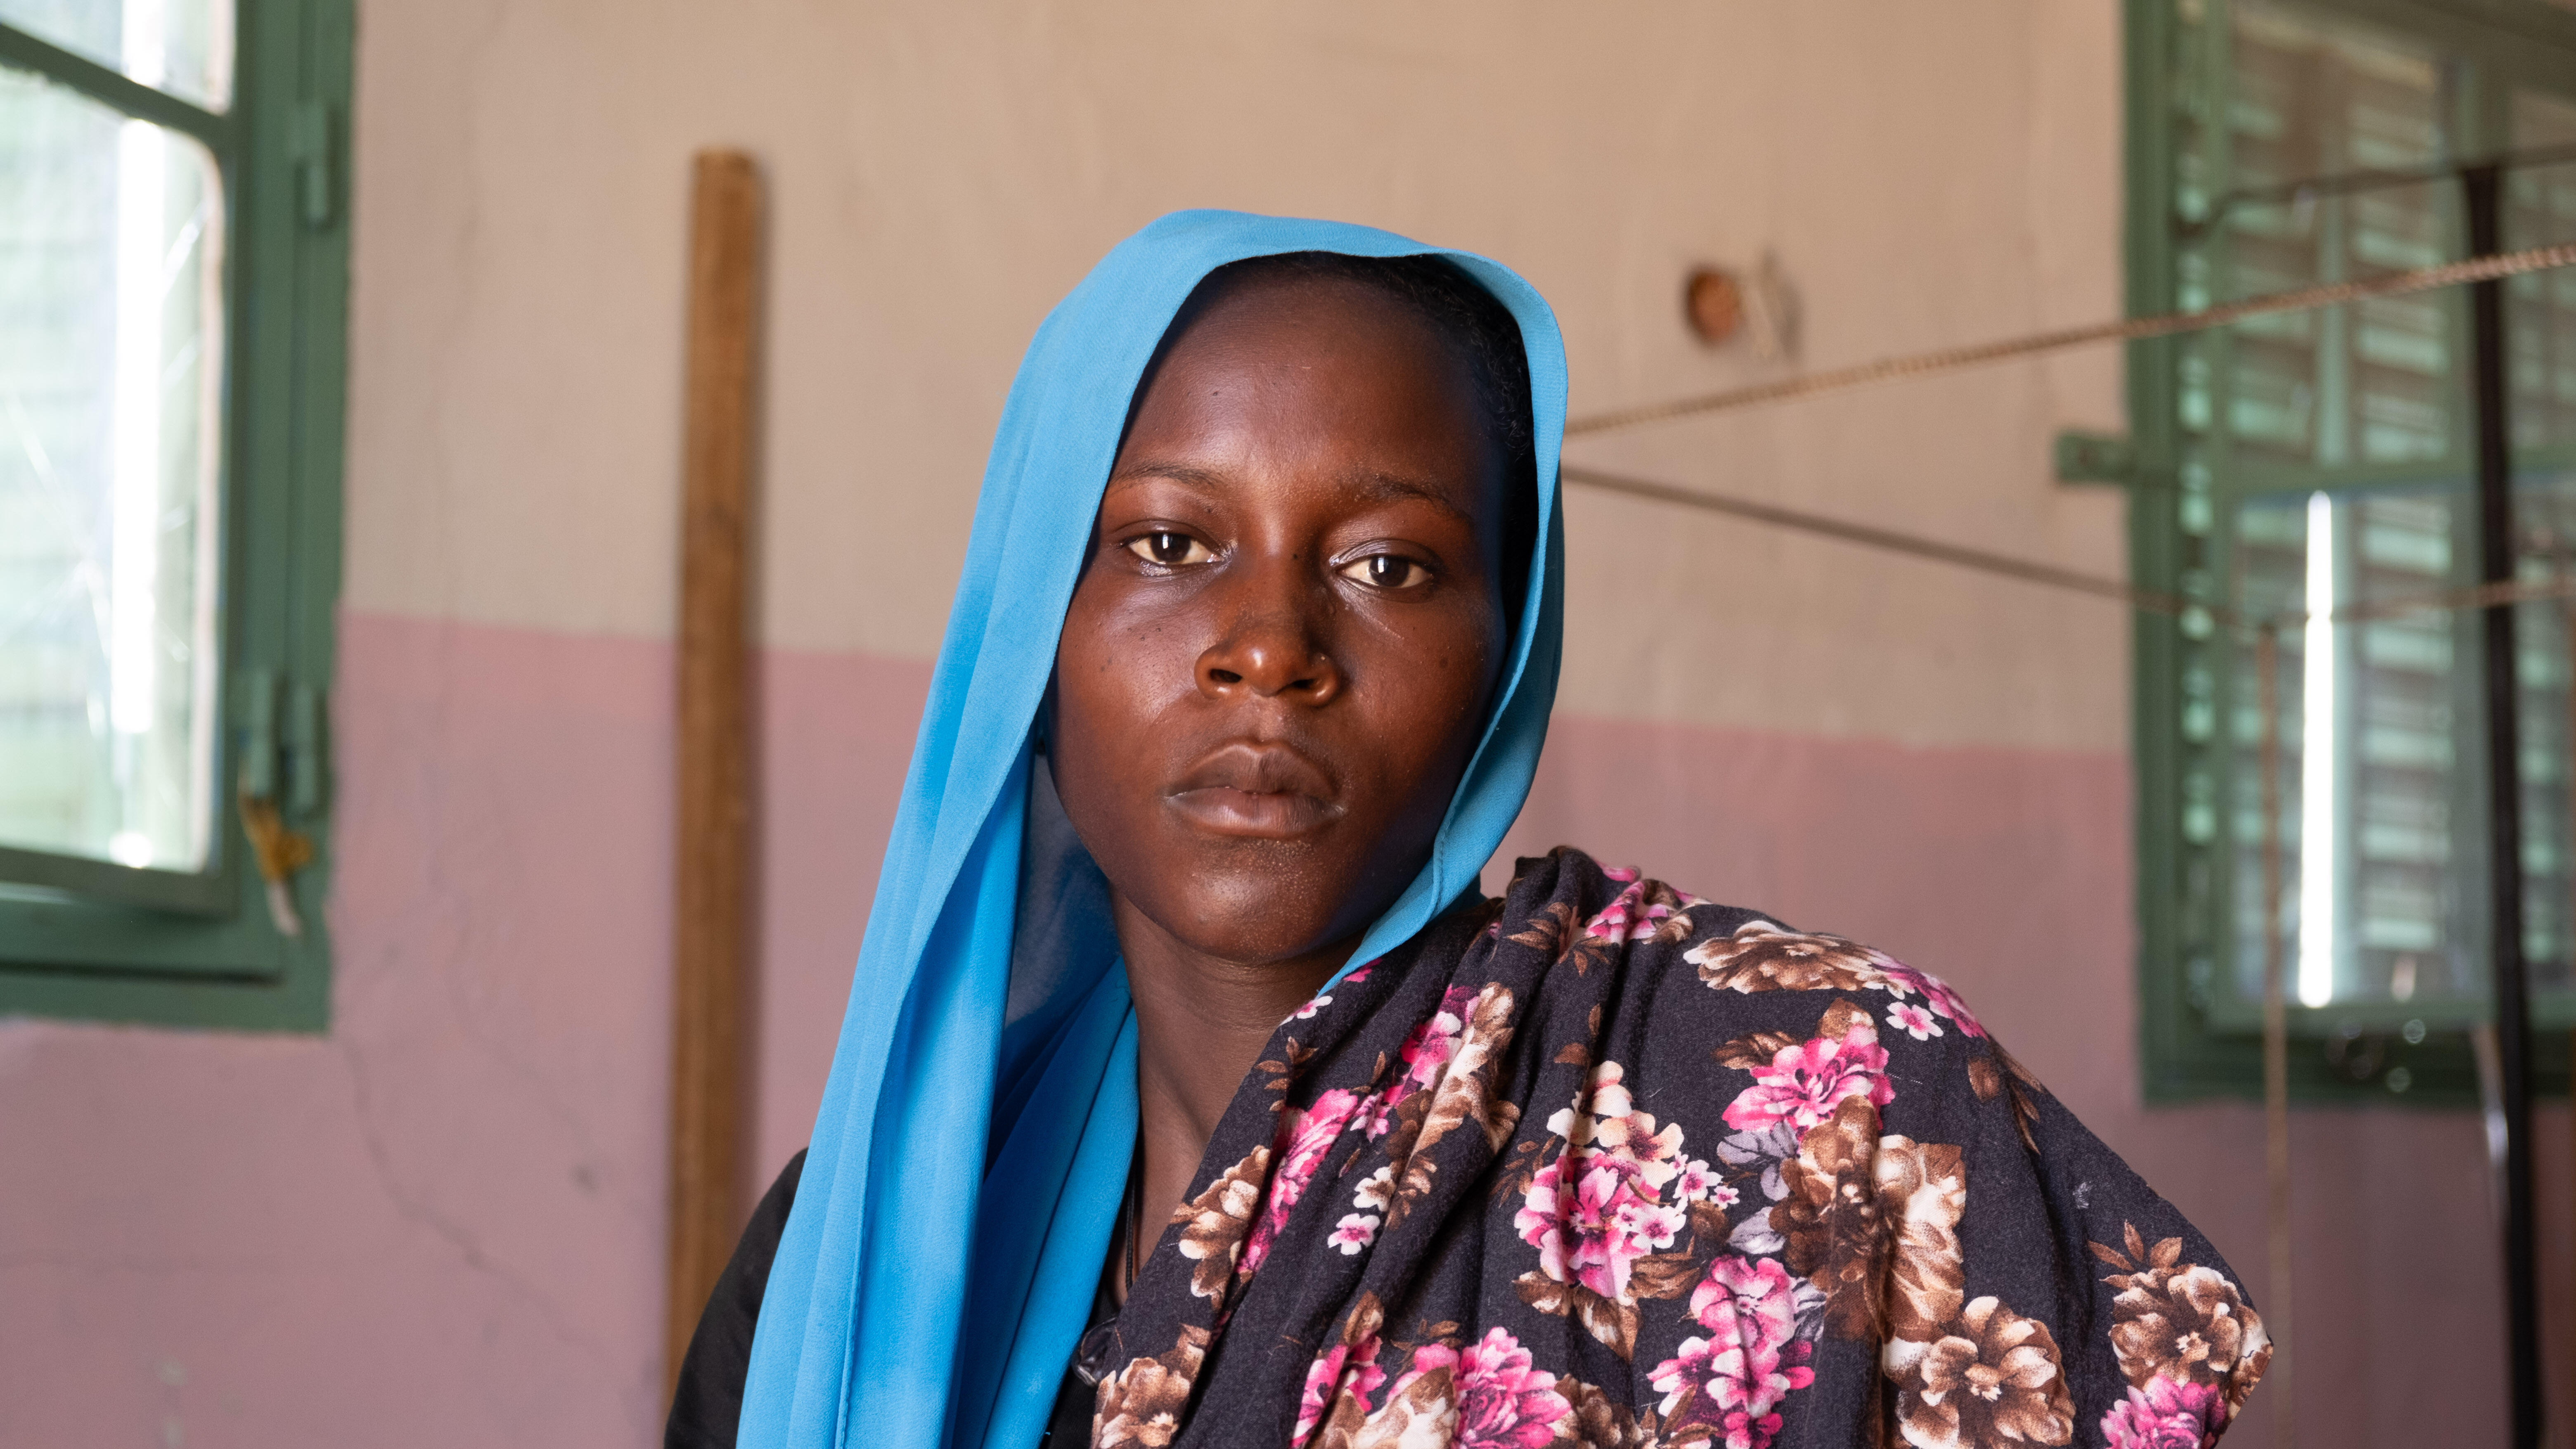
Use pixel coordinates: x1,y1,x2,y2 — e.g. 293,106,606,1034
738,210,1568,1449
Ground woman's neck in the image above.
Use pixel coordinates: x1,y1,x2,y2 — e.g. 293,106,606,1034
1114,893,1355,1266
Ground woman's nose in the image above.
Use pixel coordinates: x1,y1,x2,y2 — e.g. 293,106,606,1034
1196,563,1342,705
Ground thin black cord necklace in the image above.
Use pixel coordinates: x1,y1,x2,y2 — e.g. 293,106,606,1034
1120,1142,1144,1294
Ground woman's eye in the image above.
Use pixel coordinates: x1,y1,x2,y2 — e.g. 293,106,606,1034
1125,532,1213,567
1340,554,1429,590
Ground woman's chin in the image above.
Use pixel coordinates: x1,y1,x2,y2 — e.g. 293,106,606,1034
1135,874,1355,970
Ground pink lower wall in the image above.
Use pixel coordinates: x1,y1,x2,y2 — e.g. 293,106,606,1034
0,611,2565,1447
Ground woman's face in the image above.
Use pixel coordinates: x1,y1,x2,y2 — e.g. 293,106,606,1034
1051,273,1515,969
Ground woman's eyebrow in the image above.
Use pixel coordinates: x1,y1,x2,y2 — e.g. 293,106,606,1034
1104,464,1471,524
1334,468,1474,524
1103,461,1228,495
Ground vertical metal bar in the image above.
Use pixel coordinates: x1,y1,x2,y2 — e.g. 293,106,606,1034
2564,599,2576,1438
2256,624,2295,1449
667,148,761,1400
2465,161,2541,1449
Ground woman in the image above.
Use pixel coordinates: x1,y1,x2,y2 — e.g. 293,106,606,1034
669,211,2268,1449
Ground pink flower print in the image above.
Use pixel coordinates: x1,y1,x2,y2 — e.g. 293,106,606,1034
1359,1087,1398,1141
1345,962,1375,985
1544,1063,1686,1185
1649,1264,1810,1449
1361,986,1475,1139
2100,1377,2226,1449
1721,1028,1894,1134
1520,1060,1693,1301
1690,1257,1804,1368
1290,992,1333,1021
1718,1409,1785,1449
1292,1336,1387,1448
1601,864,1641,885
1401,988,1475,1090
1515,1149,1686,1300
1886,1001,1942,1041
1674,1156,1738,1206
1709,1335,1812,1423
1875,961,1986,1037
1649,1336,1715,1416
1329,1212,1380,1255
1582,880,1672,945
1241,1088,1365,1278
1392,1328,1571,1449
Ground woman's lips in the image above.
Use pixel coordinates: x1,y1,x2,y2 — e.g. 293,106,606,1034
1166,742,1339,840
1167,785,1335,838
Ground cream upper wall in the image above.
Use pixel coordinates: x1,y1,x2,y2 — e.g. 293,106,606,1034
345,0,2130,751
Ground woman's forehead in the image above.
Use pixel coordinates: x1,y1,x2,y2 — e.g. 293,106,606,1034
1126,278,1492,451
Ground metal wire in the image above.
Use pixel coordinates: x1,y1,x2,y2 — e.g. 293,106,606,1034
1561,461,2576,631
2183,143,2576,238
1563,242,2576,437
1558,464,2178,611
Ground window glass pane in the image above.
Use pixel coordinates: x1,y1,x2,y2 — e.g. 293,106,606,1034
2510,470,2576,1002
2226,474,2576,1013
2230,485,2482,1010
0,0,233,111
2219,3,2458,469
0,68,225,874
2507,95,2576,453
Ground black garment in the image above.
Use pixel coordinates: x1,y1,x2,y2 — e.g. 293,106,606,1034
664,1150,1106,1449
668,1150,806,1449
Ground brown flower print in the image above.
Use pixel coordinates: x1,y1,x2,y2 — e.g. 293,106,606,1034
1383,982,1522,1232
1775,1094,1888,1339
1687,920,1892,995
1555,1376,1645,1449
1712,1029,1804,1072
1637,879,1701,948
1094,1324,1212,1449
1873,1136,1966,1343
1352,1360,1458,1448
1305,1293,1389,1449
1173,1145,1270,1300
1885,1297,2074,1449
1964,1041,2047,1152
1964,1059,2001,1101
2090,1223,2273,1415
1509,900,1584,961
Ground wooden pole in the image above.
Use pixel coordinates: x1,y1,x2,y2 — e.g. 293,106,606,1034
666,147,761,1398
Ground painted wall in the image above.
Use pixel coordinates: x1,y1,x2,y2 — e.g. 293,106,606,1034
2,1,2566,1445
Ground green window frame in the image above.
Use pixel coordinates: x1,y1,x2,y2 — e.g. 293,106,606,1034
2124,0,2576,1103
0,0,349,1031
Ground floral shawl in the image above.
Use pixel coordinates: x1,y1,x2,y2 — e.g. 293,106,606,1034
1091,848,2270,1449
